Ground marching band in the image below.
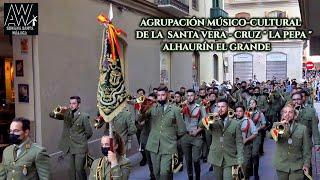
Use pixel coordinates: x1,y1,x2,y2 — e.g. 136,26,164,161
1,78,319,180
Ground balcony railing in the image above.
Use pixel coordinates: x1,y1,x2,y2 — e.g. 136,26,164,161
155,0,189,16
210,7,229,18
227,0,290,4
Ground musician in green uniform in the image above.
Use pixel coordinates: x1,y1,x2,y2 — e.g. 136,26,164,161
248,99,266,180
139,93,157,180
139,85,187,180
89,132,131,180
1,117,51,180
104,105,137,154
270,104,311,180
235,105,257,180
181,89,205,180
199,99,244,180
49,96,93,180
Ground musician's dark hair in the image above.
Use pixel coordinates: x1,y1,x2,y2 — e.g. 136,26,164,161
208,92,217,97
70,96,81,103
206,87,213,91
217,99,229,106
187,89,196,94
199,88,205,92
157,85,168,92
253,86,260,91
291,81,297,86
175,91,182,96
137,88,145,95
102,131,125,156
241,81,247,84
148,93,157,99
249,99,257,104
291,92,302,98
235,105,245,112
12,117,30,131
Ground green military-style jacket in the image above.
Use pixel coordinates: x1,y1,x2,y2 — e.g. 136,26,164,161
199,117,244,167
89,156,131,180
251,95,268,113
1,139,51,180
106,109,137,145
49,109,93,154
0,163,5,180
271,122,311,172
143,103,187,155
297,105,320,146
267,90,282,116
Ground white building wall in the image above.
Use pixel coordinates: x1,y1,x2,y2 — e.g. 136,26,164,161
225,0,303,83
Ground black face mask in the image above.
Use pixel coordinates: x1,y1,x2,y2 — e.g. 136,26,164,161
248,92,254,96
9,133,22,145
101,147,109,156
188,100,195,105
241,86,246,89
200,95,206,99
263,93,269,96
158,100,166,106
210,100,216,105
254,93,260,96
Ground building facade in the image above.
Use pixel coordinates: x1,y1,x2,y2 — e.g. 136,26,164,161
224,0,303,83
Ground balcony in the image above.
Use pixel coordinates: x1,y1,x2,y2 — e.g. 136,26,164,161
210,7,229,18
155,0,189,17
227,0,290,5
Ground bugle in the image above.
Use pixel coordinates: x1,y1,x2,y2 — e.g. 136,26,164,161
228,108,235,118
53,105,68,116
202,112,219,130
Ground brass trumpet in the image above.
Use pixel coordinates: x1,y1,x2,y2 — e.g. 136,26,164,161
94,115,104,129
136,95,145,104
53,105,68,116
295,105,301,111
275,122,288,135
228,108,235,118
202,112,220,130
208,113,219,124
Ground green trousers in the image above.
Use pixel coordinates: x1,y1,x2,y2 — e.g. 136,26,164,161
181,134,203,179
150,151,173,180
276,169,304,180
213,160,232,180
68,153,87,180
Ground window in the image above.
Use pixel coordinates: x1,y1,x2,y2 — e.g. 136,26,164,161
192,0,199,11
268,10,287,18
266,53,287,80
233,53,253,82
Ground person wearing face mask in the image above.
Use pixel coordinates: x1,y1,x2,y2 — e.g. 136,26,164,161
49,96,93,180
181,89,205,180
270,104,310,180
199,99,244,180
1,117,51,179
89,132,131,180
138,85,187,180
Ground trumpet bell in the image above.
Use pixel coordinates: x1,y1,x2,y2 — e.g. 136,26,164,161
228,108,235,118
277,124,286,135
136,96,145,103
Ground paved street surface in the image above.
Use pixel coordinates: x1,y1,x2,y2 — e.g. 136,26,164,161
127,103,320,180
